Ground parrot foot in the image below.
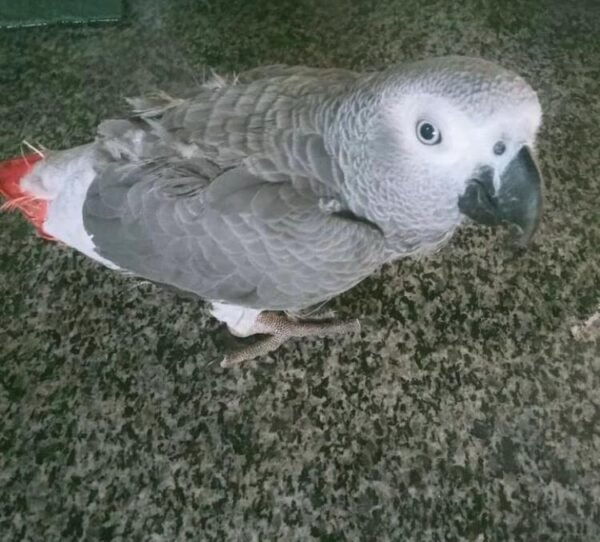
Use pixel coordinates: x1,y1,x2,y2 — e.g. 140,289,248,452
220,312,360,367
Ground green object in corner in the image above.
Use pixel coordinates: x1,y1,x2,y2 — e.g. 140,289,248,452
0,0,122,28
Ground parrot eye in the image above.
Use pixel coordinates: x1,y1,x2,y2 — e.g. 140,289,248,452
493,141,506,155
416,120,442,145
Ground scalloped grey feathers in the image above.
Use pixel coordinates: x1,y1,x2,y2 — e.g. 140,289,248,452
84,66,384,309
81,58,541,310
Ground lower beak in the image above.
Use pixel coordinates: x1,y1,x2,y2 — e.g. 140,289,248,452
458,146,543,245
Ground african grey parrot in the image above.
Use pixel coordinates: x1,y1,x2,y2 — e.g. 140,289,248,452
0,56,543,366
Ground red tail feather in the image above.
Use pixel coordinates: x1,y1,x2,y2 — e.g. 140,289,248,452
0,154,54,239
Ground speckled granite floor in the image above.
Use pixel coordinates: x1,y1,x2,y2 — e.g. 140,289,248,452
0,1,599,540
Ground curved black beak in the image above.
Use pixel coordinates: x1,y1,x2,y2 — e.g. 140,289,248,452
458,146,543,245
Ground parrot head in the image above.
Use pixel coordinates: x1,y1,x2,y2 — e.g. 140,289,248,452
339,56,543,255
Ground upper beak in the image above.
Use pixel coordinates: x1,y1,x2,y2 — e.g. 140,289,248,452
458,146,543,245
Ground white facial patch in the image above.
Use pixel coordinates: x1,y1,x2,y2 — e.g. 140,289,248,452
386,90,543,194
386,95,480,201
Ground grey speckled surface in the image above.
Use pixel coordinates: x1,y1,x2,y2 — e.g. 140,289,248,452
1,1,599,540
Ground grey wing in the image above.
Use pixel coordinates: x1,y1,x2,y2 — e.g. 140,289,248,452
85,65,379,309
104,65,356,211
83,160,384,310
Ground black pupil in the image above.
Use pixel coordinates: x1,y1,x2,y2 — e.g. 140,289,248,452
494,141,506,155
420,123,436,140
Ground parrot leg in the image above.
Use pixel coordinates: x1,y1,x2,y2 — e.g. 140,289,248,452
220,312,360,367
